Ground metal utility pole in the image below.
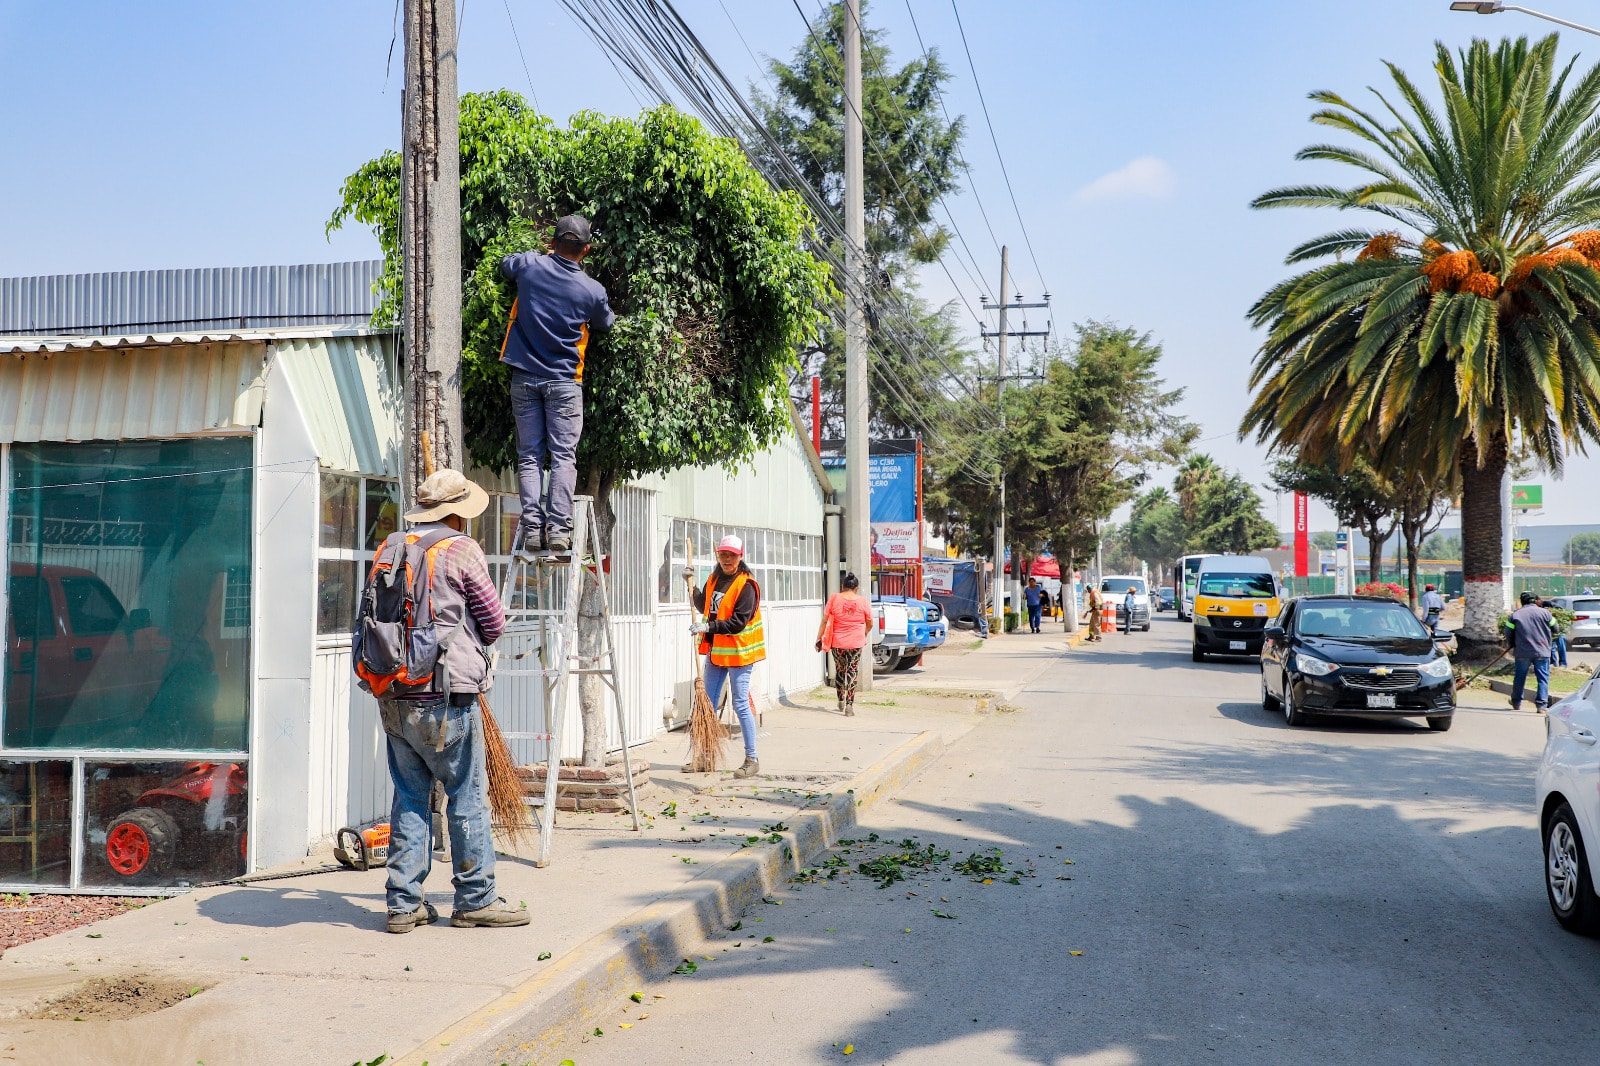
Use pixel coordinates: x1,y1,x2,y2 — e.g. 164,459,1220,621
982,252,1051,632
843,0,871,688
402,0,463,497
991,246,1010,631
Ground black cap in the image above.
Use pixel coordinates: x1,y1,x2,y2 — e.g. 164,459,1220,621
1520,590,1536,605
554,214,592,245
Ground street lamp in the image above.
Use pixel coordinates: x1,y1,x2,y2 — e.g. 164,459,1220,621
1448,1,1600,38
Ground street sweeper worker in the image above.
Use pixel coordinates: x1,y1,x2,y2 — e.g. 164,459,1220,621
690,534,765,779
376,470,528,934
499,214,615,557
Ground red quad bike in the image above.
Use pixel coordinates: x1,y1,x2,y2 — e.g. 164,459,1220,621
103,762,247,884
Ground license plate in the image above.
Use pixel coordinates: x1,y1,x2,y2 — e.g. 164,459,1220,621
1229,640,1247,651
1366,694,1397,709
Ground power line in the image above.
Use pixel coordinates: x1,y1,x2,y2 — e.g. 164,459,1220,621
947,0,1049,298
500,0,540,112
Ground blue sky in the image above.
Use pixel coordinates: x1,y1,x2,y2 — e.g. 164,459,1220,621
3,0,1598,529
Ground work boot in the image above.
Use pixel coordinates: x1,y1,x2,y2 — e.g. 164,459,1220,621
844,702,855,717
546,533,572,555
517,528,543,564
451,897,531,928
386,900,438,934
732,757,760,779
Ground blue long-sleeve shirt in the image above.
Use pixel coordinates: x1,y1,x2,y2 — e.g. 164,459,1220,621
498,251,615,382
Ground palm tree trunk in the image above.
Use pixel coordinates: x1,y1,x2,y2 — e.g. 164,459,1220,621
1458,434,1508,652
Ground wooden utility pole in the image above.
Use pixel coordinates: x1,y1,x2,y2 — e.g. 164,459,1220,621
843,0,871,689
402,0,463,497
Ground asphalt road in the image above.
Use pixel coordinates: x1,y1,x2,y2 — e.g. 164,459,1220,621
562,615,1600,1064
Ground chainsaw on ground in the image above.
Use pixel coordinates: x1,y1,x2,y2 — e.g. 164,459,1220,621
335,822,392,870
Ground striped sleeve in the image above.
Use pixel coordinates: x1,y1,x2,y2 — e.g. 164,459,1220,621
450,541,506,643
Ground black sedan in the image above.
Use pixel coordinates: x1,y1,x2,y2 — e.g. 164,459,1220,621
1260,595,1456,731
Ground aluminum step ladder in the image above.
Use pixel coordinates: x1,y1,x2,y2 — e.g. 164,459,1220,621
490,494,641,867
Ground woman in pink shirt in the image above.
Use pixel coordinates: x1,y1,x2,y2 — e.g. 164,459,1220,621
816,572,873,715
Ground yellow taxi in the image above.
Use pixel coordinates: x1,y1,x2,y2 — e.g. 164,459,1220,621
1191,555,1281,662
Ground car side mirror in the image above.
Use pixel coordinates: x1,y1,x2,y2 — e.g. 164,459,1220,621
1263,625,1284,642
128,608,152,631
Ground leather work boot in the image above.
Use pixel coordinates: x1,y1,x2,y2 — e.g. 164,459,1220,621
451,897,531,928
732,757,760,779
386,900,438,934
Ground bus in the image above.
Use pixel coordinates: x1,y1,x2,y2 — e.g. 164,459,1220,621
1175,553,1220,621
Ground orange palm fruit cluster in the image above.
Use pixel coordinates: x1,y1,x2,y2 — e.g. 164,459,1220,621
1421,249,1480,292
1357,232,1402,261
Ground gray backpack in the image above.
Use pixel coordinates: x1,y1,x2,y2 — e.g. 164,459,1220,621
352,529,460,698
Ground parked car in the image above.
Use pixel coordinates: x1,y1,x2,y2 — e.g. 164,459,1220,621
1545,595,1600,648
6,564,172,746
1156,586,1176,611
1260,595,1456,730
1537,678,1600,934
1100,575,1151,632
873,595,947,673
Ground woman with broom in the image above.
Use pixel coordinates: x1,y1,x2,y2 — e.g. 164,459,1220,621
817,572,872,715
688,535,765,779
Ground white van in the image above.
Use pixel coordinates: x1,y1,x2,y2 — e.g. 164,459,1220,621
1175,553,1220,621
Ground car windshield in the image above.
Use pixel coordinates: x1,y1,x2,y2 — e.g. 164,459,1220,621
1101,578,1145,594
1197,573,1275,598
1297,603,1430,640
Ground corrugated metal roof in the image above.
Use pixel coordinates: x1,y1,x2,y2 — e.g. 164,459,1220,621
275,334,402,477
0,325,382,355
0,261,384,336
0,339,266,443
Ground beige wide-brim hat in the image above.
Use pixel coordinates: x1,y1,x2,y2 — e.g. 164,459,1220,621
404,469,490,523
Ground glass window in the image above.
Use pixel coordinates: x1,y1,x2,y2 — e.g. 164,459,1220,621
363,480,400,551
1197,573,1275,599
0,761,72,888
320,472,359,550
6,440,253,751
318,560,360,635
7,572,55,641
82,760,247,888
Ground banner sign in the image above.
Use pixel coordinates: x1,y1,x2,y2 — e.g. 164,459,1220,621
1293,493,1309,577
868,454,916,523
924,560,955,594
1512,484,1543,509
872,521,919,561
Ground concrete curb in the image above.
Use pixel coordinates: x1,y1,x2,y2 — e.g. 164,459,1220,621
398,729,948,1066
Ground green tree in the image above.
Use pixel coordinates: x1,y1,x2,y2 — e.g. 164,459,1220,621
1423,532,1461,561
329,94,832,765
1244,36,1600,651
1312,530,1337,551
1126,487,1188,578
756,0,974,440
1187,469,1280,555
1566,532,1600,565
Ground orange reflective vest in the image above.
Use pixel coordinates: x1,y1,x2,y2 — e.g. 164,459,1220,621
697,571,766,667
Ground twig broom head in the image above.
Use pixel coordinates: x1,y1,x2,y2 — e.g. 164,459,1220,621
687,675,725,773
478,694,535,848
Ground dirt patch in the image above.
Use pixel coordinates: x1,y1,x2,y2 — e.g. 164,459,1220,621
0,894,155,956
26,973,208,1022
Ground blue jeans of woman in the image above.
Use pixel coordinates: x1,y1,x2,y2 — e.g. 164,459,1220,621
380,697,497,915
703,659,758,759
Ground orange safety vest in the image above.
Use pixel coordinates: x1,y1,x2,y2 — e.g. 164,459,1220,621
698,571,766,667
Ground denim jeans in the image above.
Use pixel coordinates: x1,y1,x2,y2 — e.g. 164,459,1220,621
1027,604,1042,632
1511,657,1551,709
1551,635,1569,667
380,697,497,914
703,659,757,759
510,372,583,542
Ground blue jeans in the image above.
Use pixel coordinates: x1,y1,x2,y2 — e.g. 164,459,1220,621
703,659,757,759
1511,657,1551,709
510,372,583,541
1027,604,1042,632
380,697,497,914
1551,635,1569,667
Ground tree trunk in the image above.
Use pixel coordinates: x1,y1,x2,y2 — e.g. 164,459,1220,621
577,469,617,768
1458,433,1508,652
1404,526,1421,609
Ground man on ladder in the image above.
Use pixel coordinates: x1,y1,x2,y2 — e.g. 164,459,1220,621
499,214,615,558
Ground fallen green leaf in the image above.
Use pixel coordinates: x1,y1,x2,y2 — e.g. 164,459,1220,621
538,951,553,961
630,992,644,1003
673,959,699,975
762,936,775,944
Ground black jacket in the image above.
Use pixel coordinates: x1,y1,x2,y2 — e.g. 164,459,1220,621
702,566,760,635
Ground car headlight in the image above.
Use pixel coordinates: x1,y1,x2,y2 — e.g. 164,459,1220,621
1192,613,1210,627
906,605,926,621
1420,656,1453,679
1295,653,1337,677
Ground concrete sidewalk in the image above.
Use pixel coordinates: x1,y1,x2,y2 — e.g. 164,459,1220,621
0,638,1071,1066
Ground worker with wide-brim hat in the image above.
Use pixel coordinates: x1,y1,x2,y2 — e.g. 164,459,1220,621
688,534,766,779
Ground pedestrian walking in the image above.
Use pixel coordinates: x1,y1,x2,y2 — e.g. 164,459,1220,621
1122,587,1136,634
1039,586,1052,619
689,535,764,778
1024,578,1044,634
817,572,872,715
1085,585,1103,641
499,214,615,557
365,470,528,933
1419,583,1445,628
1508,590,1555,712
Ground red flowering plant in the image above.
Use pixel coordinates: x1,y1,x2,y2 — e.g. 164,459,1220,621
1354,581,1407,601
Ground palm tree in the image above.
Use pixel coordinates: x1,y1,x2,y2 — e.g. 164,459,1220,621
1174,454,1220,522
1243,35,1600,650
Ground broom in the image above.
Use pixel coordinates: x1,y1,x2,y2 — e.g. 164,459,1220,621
684,537,726,772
